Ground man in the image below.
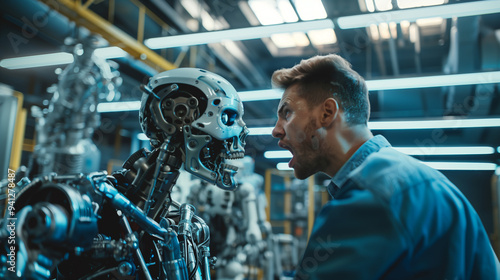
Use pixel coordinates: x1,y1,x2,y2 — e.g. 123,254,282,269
271,54,500,279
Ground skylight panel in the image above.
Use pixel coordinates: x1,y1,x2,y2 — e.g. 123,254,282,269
270,33,296,48
181,0,201,18
416,17,444,27
248,0,284,25
307,28,337,45
374,0,393,11
270,32,310,48
293,0,327,21
397,0,446,9
278,0,299,22
364,0,376,12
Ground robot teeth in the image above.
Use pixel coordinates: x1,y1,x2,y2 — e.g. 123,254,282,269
221,163,239,171
222,151,245,159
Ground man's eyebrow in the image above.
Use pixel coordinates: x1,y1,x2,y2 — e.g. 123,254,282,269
277,101,288,116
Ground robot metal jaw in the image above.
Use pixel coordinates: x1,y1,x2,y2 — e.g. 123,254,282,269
183,125,247,191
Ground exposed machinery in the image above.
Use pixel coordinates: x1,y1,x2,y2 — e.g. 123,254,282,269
0,67,248,280
187,157,273,280
28,34,121,177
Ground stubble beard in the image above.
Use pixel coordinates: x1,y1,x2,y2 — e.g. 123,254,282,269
292,119,325,179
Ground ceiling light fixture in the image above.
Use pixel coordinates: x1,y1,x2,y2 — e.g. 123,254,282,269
0,52,74,70
93,46,128,59
265,146,495,158
422,162,497,171
393,146,495,155
367,118,500,130
276,162,293,171
277,161,497,171
1,47,128,70
338,0,500,29
249,118,500,136
96,101,141,113
367,71,500,91
240,71,500,102
144,19,334,49
95,70,500,113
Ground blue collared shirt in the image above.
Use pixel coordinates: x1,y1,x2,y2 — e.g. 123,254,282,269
295,135,500,279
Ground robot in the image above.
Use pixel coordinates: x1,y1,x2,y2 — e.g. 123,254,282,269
28,34,122,178
187,157,275,280
0,68,248,280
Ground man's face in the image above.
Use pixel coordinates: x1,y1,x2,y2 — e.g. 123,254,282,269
272,84,327,179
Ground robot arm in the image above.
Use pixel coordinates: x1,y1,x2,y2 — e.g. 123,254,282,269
238,182,262,243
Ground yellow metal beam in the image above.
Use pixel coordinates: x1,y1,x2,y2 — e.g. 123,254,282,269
307,176,315,239
9,91,26,170
265,169,271,222
82,0,95,9
137,5,145,43
284,176,291,234
40,0,176,72
108,0,114,23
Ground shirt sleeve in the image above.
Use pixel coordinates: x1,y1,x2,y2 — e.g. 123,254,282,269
294,186,409,280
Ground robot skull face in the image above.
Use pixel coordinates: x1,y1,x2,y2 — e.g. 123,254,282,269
140,68,248,190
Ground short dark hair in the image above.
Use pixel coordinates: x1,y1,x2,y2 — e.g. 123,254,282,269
271,54,370,125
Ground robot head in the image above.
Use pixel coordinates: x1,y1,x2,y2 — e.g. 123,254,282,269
139,68,248,190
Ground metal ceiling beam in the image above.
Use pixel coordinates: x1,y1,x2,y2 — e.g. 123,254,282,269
39,0,177,72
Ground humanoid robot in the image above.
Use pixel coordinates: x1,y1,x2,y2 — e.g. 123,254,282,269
187,156,275,280
28,34,121,178
0,68,248,280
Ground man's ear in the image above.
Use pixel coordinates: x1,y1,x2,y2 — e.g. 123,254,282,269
320,98,339,126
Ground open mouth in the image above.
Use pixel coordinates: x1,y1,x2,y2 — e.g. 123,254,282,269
279,142,295,168
197,138,244,190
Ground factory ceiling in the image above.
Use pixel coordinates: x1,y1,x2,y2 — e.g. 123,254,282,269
1,0,499,173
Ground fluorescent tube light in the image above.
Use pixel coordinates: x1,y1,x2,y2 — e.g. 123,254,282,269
144,19,334,49
366,71,500,91
276,161,496,171
250,118,500,136
237,71,500,102
265,146,495,158
276,161,497,171
0,52,74,69
422,161,497,171
277,162,293,170
368,118,500,130
394,146,495,155
96,101,141,113
338,0,500,29
239,89,283,101
1,47,129,70
94,46,128,59
249,127,274,136
95,70,500,112
265,150,293,159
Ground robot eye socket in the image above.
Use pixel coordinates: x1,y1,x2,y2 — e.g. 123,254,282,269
221,109,238,126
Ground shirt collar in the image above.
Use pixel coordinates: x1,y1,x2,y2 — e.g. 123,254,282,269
327,135,391,197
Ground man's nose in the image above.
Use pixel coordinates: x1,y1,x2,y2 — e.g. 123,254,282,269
272,121,284,139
